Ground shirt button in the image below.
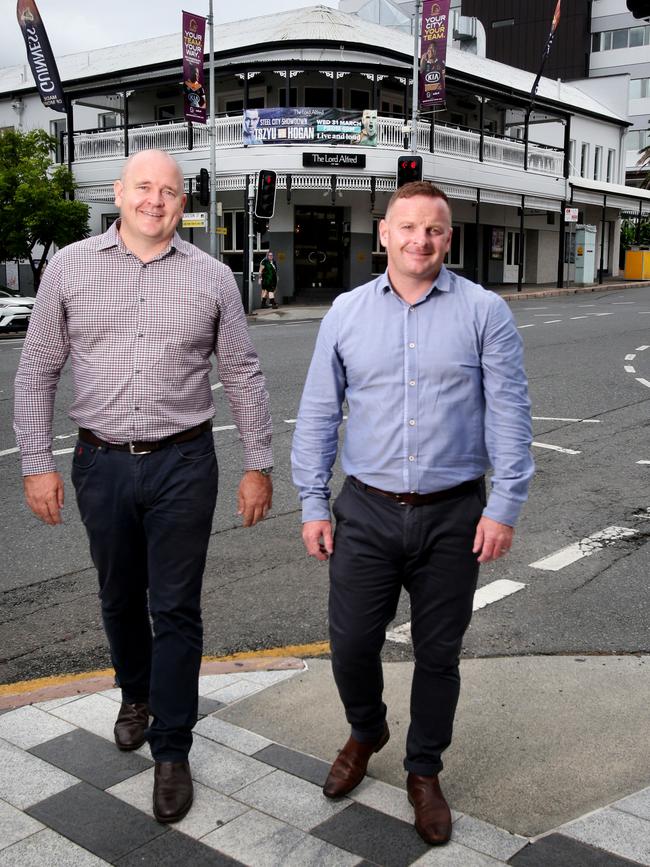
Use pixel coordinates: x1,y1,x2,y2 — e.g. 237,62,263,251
137,333,143,337
409,419,416,426
409,342,415,349
409,306,415,312
409,380,416,386
134,406,140,411
408,455,415,462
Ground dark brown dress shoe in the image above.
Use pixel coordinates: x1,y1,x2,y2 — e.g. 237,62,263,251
407,772,452,845
114,702,149,751
153,761,193,823
323,722,390,798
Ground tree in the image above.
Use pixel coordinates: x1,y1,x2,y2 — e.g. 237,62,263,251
637,143,650,190
0,128,89,291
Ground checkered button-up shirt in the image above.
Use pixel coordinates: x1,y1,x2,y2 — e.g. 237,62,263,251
14,222,273,476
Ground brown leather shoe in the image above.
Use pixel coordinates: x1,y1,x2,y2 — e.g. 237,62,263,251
407,772,452,845
323,723,390,798
153,761,193,823
114,702,149,751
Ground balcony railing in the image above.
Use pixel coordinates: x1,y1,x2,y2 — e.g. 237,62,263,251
63,114,564,177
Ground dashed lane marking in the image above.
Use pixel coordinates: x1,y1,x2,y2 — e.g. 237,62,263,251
637,378,650,388
529,526,638,571
532,441,581,455
637,460,650,465
518,324,535,329
544,320,562,324
625,354,636,361
570,316,589,320
386,579,526,644
625,365,636,373
532,416,600,423
636,345,650,352
211,382,223,391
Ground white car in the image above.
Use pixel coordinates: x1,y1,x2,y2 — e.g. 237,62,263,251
0,289,35,333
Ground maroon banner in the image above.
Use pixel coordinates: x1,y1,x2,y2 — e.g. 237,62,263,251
16,0,66,113
182,11,207,124
419,0,451,110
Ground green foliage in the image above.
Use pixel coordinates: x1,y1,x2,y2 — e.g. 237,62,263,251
621,218,650,249
0,128,89,290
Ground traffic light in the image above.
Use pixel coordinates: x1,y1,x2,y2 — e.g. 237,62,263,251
195,168,210,206
253,217,269,237
626,0,650,18
396,156,423,187
255,170,277,218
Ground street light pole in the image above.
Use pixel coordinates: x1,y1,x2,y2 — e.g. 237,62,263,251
208,0,217,258
411,0,421,154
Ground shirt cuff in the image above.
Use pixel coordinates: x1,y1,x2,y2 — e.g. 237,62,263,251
21,452,57,476
483,490,522,527
301,495,332,523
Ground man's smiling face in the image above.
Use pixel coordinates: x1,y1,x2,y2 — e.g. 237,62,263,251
114,150,186,254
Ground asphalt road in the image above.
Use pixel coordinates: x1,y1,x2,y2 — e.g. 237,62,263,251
1,285,649,684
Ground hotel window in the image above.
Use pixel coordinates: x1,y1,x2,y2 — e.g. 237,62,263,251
606,149,616,183
592,25,650,52
630,78,650,99
99,112,119,129
569,139,576,174
580,143,589,178
593,146,602,180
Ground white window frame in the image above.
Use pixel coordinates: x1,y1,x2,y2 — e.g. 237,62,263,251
580,143,590,178
593,146,602,181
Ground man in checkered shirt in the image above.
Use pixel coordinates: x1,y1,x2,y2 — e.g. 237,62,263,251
14,149,273,824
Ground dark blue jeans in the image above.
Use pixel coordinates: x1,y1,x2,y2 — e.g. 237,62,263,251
71,431,218,761
329,477,483,776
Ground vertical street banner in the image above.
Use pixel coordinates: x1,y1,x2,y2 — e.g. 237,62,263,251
16,0,66,113
182,11,207,124
419,0,451,110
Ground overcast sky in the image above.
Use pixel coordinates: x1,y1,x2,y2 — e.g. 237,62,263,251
4,0,338,68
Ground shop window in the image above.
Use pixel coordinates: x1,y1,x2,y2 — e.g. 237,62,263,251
445,224,463,269
99,112,119,129
156,104,176,121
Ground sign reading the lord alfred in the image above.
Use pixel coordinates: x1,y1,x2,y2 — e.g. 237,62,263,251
243,108,377,147
303,153,367,168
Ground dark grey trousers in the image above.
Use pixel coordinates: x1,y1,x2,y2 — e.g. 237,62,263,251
329,476,484,776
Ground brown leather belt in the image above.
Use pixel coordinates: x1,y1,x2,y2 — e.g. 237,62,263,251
348,475,483,506
78,420,212,455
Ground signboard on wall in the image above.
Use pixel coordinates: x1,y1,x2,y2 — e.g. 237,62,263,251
243,108,377,146
302,152,366,168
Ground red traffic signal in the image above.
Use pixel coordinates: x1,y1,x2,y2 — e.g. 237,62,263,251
255,170,277,219
396,155,423,187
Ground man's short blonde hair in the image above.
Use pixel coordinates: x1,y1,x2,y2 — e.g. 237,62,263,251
385,181,450,218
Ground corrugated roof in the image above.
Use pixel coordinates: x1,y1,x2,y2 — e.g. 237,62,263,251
0,4,625,123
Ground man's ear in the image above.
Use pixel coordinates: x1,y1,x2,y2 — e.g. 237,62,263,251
113,180,123,208
378,219,388,247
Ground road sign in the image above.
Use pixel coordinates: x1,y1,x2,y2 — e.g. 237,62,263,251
564,207,579,223
182,212,207,228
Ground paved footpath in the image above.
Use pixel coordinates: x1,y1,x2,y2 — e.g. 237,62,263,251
1,657,649,866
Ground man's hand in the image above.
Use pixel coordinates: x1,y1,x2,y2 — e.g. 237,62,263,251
24,472,65,525
302,520,334,561
237,471,272,527
472,515,514,564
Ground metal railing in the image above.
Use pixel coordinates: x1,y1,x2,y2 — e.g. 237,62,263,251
63,114,564,177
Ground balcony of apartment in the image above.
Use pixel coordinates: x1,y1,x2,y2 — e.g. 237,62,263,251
62,113,564,179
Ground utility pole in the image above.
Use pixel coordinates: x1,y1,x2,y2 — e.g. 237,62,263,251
208,0,217,258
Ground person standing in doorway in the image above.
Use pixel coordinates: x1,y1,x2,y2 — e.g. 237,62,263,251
14,149,274,825
292,181,533,847
259,250,278,309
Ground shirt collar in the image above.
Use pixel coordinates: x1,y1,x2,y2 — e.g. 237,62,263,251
98,219,190,258
378,264,451,298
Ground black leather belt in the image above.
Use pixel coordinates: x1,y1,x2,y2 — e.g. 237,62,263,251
78,420,212,455
348,475,483,506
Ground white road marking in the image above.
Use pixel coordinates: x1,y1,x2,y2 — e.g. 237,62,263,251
54,432,77,440
284,416,348,425
523,307,547,310
52,447,75,456
625,354,636,361
518,324,535,329
612,301,635,304
386,579,526,643
625,365,636,373
212,424,236,432
636,378,650,388
532,416,600,423
570,316,588,320
211,382,223,391
0,446,18,457
595,312,615,316
544,320,562,324
637,460,650,465
636,345,650,352
532,441,581,455
577,304,596,307
529,526,638,571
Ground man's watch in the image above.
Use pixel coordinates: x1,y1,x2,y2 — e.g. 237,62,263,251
256,467,273,476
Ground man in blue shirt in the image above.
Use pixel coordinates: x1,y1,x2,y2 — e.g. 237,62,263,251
291,182,533,846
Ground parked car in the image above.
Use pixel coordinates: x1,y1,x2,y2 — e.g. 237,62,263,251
0,288,35,333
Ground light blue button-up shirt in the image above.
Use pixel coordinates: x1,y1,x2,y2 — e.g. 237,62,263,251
291,266,534,526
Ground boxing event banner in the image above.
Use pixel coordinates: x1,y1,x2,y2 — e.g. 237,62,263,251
16,0,66,113
182,11,207,124
242,108,378,146
419,0,451,110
